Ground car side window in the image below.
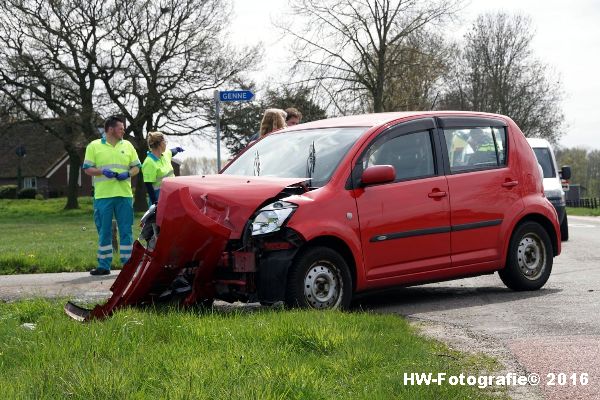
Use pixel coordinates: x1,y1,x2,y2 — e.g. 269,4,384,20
444,126,507,173
363,130,435,181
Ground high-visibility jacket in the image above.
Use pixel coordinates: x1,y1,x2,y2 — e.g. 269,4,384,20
83,137,141,199
142,150,174,191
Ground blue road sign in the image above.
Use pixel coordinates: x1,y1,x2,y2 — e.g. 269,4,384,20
219,90,255,102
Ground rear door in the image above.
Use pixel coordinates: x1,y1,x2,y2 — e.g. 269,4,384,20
352,119,452,281
437,117,523,268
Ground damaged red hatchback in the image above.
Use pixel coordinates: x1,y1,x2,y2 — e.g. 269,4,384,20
66,111,561,321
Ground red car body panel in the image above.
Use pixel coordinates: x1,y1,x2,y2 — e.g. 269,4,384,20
156,175,309,239
65,111,561,321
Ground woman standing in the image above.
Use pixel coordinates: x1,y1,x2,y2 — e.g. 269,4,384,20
142,131,184,205
259,108,287,138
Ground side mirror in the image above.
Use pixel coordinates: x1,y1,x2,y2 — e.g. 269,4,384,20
560,166,571,180
361,165,396,186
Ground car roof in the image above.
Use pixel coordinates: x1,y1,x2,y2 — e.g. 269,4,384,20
283,110,509,131
526,137,552,148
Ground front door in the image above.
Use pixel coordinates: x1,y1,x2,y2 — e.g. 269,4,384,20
353,119,451,282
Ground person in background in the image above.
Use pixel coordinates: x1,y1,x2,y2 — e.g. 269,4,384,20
259,108,287,138
83,116,141,275
142,131,184,206
284,107,302,126
466,128,497,165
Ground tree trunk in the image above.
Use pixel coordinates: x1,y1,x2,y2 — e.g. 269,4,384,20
373,50,386,113
134,175,147,212
64,144,81,210
130,131,149,212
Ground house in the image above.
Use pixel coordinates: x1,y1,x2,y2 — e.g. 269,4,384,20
0,120,181,198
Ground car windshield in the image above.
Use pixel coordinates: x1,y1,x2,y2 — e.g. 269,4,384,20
532,148,556,178
222,127,367,187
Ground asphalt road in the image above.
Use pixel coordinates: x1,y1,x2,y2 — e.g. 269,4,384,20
1,215,598,399
356,215,600,400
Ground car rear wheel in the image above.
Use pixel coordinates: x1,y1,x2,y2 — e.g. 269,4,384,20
499,222,553,291
285,246,352,309
560,213,569,241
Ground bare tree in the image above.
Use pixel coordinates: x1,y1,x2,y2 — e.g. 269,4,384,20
440,12,565,143
0,0,110,209
281,0,461,114
96,0,260,210
380,30,453,111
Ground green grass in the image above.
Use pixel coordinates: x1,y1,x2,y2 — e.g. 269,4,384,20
566,207,600,217
0,198,141,274
0,299,504,400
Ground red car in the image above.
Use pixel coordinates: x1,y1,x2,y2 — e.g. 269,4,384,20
66,111,561,321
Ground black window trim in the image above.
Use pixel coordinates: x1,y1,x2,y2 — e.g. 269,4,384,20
436,116,506,129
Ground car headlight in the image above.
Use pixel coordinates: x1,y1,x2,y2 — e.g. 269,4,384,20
251,201,297,236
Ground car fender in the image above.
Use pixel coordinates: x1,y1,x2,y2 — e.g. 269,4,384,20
501,196,561,263
285,191,366,290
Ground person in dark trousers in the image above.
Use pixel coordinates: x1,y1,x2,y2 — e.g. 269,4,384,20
142,131,184,206
82,116,141,275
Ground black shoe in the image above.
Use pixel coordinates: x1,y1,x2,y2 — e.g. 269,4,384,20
90,268,110,276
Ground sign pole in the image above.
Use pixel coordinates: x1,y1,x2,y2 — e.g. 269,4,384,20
214,90,221,171
214,89,254,172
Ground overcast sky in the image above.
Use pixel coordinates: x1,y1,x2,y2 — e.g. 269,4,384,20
227,0,600,151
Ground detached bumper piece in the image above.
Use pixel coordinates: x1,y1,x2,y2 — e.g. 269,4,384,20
64,301,91,322
64,187,231,322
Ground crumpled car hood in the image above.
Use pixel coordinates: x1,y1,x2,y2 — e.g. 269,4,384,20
157,175,308,239
65,175,308,321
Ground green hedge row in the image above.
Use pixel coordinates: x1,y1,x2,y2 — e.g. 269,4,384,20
0,185,40,199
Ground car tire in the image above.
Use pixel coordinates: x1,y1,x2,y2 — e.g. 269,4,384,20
560,213,569,241
499,222,553,291
285,246,352,309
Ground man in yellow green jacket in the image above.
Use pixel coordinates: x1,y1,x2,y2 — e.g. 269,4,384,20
82,116,141,275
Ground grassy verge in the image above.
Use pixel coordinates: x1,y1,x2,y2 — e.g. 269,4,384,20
0,198,141,274
566,207,600,217
0,299,504,399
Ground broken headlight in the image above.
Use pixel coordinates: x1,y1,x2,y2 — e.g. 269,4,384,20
251,201,297,236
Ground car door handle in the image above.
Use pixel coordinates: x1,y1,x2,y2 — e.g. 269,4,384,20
501,180,519,188
428,191,447,198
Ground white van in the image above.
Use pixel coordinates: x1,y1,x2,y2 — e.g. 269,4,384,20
527,138,571,241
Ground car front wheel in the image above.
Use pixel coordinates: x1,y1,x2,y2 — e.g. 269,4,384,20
285,246,352,309
499,221,553,291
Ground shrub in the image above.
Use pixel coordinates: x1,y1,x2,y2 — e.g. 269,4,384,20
35,193,45,200
0,185,18,199
17,188,38,199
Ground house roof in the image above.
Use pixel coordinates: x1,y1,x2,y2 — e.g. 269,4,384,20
0,120,84,179
0,120,183,179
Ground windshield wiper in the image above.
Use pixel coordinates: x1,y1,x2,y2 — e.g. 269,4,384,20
253,150,260,176
306,141,316,178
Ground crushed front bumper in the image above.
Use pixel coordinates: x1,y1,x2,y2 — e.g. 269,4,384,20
65,186,231,321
